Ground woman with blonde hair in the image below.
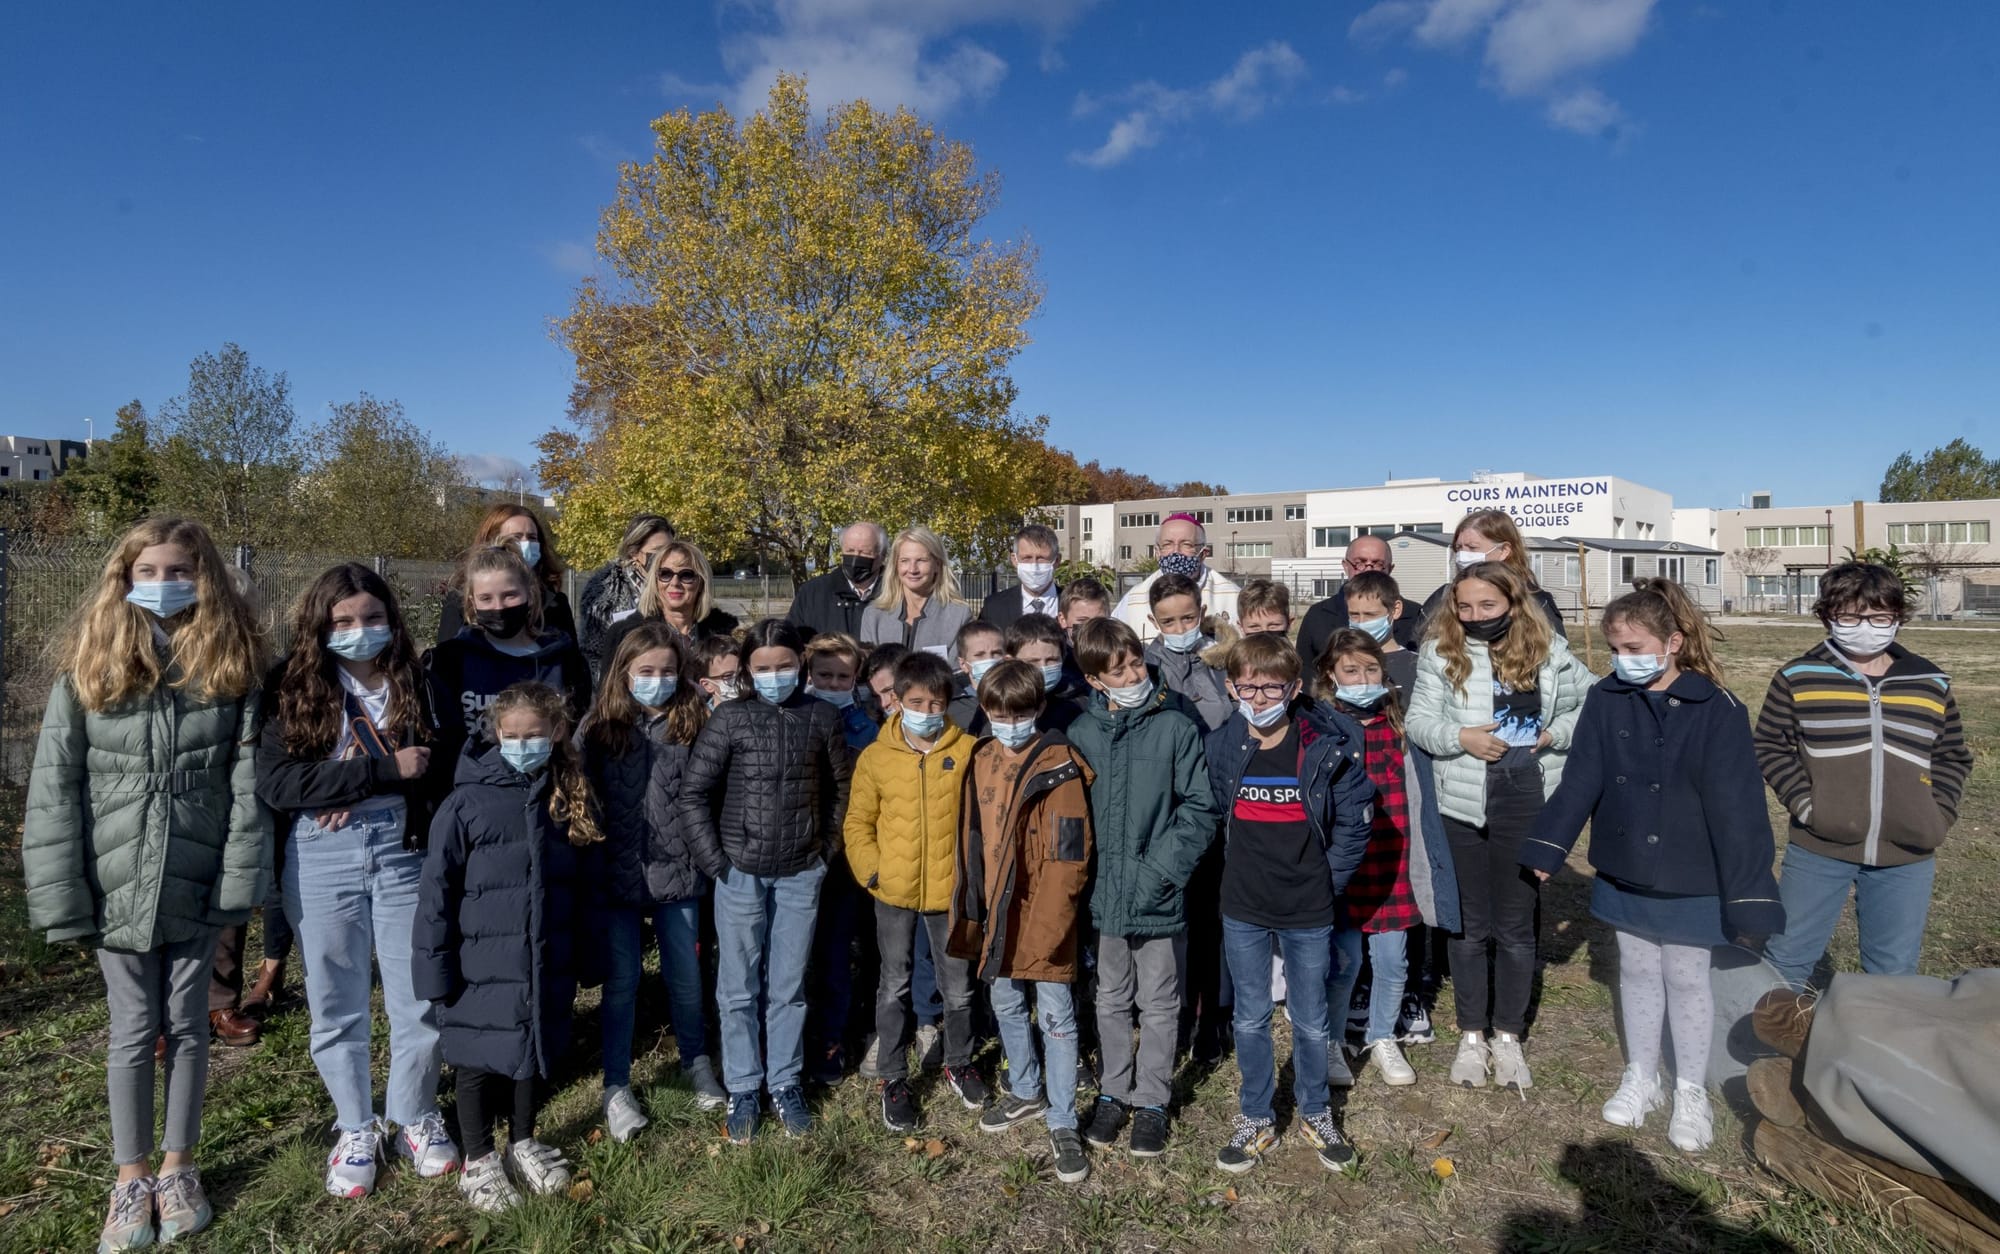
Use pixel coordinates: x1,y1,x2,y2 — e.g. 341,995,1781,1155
860,525,973,665
1418,511,1567,638
599,538,741,663
436,503,577,644
23,516,269,1250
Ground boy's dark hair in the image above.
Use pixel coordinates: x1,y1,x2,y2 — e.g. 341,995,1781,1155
734,618,805,672
978,658,1046,719
1148,572,1202,610
956,618,1005,654
1059,577,1111,616
695,632,740,676
1005,612,1067,656
1073,616,1143,678
1226,631,1303,683
863,641,908,683
1812,562,1909,624
1238,578,1290,622
1343,570,1403,608
892,650,955,701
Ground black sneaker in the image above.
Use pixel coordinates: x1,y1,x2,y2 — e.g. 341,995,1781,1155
1215,1115,1279,1174
978,1091,1047,1134
1080,1095,1128,1148
881,1079,919,1133
811,1043,848,1086
1128,1105,1170,1159
1049,1126,1090,1184
1299,1109,1358,1174
943,1065,991,1111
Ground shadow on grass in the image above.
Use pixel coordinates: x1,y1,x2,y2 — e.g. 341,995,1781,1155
1498,1139,1797,1253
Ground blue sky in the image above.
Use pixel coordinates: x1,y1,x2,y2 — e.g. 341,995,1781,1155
2,0,1994,510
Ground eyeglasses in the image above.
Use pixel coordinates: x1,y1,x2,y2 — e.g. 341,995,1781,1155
1346,558,1389,571
1832,613,1897,628
1159,540,1205,554
1229,681,1295,701
658,569,702,586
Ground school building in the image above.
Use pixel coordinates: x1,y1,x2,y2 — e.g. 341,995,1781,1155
0,435,87,483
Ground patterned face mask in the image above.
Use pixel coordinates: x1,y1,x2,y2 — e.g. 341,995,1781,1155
1158,552,1204,581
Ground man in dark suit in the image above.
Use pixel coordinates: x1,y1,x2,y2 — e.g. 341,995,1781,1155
977,522,1062,633
787,521,886,642
1297,533,1424,668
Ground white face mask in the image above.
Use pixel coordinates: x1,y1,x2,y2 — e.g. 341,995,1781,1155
1016,561,1056,593
1454,548,1490,570
1239,698,1288,729
1101,677,1154,710
1830,621,1899,658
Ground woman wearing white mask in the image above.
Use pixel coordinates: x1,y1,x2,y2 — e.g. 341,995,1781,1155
861,526,973,665
1417,511,1566,641
435,504,577,645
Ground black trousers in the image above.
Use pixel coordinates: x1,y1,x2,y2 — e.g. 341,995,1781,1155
1443,760,1546,1036
456,1069,541,1159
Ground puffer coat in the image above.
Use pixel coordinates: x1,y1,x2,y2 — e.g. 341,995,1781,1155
680,691,854,879
24,668,268,952
844,713,972,912
581,714,704,906
1403,635,1594,826
411,742,585,1080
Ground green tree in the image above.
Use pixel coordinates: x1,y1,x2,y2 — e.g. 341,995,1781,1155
155,343,303,544
1879,439,2000,503
294,394,478,558
542,74,1046,579
58,400,159,536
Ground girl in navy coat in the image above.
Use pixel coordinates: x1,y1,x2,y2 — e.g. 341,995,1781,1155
1521,578,1783,1154
413,682,602,1214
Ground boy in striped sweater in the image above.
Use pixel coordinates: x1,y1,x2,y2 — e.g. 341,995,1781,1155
1754,562,1973,991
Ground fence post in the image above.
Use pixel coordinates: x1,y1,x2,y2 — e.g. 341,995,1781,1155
373,554,389,577
234,544,254,575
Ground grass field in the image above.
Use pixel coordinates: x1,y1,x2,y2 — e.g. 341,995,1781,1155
0,622,1993,1253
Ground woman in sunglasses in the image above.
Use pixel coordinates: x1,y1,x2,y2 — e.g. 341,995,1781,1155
600,540,741,663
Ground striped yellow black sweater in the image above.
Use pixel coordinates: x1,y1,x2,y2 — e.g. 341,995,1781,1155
1753,641,1972,867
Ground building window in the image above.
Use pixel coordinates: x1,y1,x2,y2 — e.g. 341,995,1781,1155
1189,509,1214,525
1051,516,1063,530
1745,525,1832,548
1117,511,1161,529
1082,547,1094,563
1312,578,1339,597
1284,504,1306,521
0,466,9,477
1705,558,1719,585
1658,556,1685,582
1621,556,1637,584
1120,545,1132,560
1313,526,1351,548
1532,554,1581,587
1746,574,1820,598
1887,521,1991,545
1230,542,1273,558
1358,524,1399,539
1226,506,1273,524
1751,493,1773,509
1082,518,1093,537
1404,522,1444,535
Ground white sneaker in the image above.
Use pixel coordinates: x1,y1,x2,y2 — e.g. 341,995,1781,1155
396,1111,462,1177
1601,1066,1666,1129
1367,1038,1418,1087
1667,1081,1714,1152
914,1023,943,1072
1490,1034,1532,1093
857,1035,883,1080
1396,996,1436,1045
324,1122,382,1199
604,1085,649,1143
458,1152,519,1213
1450,1034,1490,1088
686,1056,728,1111
506,1138,571,1196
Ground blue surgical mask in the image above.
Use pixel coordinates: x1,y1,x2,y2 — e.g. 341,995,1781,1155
1039,662,1065,691
326,624,392,661
969,658,1000,685
806,684,856,710
753,670,799,704
127,580,198,619
1352,615,1392,644
1240,698,1290,729
1102,678,1154,710
500,737,552,774
1160,626,1204,654
990,717,1037,749
1336,682,1391,709
513,538,542,568
630,674,678,706
902,708,946,739
1612,653,1667,685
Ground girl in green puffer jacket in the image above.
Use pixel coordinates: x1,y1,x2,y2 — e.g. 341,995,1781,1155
22,516,268,1253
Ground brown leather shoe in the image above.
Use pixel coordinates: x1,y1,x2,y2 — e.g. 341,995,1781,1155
240,959,285,1017
210,1008,260,1047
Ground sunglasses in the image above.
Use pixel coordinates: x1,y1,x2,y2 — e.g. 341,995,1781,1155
657,569,702,586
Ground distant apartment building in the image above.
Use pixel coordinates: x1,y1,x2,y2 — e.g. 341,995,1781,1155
1707,494,2000,614
0,435,87,483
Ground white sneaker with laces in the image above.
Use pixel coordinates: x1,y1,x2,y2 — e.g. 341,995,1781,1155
1367,1038,1417,1086
1667,1080,1714,1152
458,1152,519,1213
604,1085,650,1143
325,1123,383,1199
97,1176,154,1252
506,1138,572,1195
1450,1034,1490,1088
686,1056,728,1111
1490,1033,1532,1093
396,1111,462,1177
1601,1066,1666,1129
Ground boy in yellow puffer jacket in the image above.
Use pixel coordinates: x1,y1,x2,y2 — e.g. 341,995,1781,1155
845,651,988,1131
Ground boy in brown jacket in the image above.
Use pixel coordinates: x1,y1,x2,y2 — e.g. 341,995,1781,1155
948,659,1096,1184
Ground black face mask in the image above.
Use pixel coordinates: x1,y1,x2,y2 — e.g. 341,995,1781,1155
841,553,879,588
475,603,532,639
1460,612,1512,645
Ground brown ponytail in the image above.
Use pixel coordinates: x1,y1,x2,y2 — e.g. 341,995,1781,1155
1602,577,1724,684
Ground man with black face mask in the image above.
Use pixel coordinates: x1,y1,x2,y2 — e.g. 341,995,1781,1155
788,521,887,643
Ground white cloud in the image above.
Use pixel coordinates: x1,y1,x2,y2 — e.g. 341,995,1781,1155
542,241,595,276
1329,84,1367,105
1383,66,1410,89
714,0,1099,118
659,70,732,101
1349,0,1654,138
457,454,535,489
1072,41,1308,168
578,134,638,165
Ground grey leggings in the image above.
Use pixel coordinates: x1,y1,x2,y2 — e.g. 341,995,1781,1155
99,931,218,1165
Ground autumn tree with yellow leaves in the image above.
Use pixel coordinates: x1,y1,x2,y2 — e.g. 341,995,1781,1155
540,74,1084,578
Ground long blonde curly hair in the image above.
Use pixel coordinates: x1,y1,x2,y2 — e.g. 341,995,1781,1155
1430,561,1555,696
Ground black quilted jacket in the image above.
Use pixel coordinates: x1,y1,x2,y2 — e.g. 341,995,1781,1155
679,692,853,879
581,715,704,906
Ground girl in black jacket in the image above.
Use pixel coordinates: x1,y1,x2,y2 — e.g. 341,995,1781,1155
255,564,458,1199
413,682,602,1215
1521,579,1782,1155
580,622,727,1141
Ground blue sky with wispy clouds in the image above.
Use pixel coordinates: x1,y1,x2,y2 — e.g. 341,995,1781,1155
2,0,1994,508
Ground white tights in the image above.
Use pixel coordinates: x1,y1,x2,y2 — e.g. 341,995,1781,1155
1615,930,1714,1084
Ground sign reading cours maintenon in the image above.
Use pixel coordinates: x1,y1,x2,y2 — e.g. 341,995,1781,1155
1443,478,1613,531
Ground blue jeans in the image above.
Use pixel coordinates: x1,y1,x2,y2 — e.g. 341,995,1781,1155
990,978,1079,1129
1362,930,1410,1045
1320,922,1367,1040
713,860,827,1096
282,809,440,1131
1225,916,1333,1122
1765,844,1936,991
601,897,708,1088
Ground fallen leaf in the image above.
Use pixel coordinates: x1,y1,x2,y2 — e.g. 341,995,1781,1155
903,1137,921,1152
0,1202,15,1218
430,1231,461,1249
707,1143,722,1157
1431,1157,1455,1180
1224,1186,1240,1202
755,1220,772,1234
1000,1184,1019,1198
733,1238,747,1251
1419,1128,1452,1151
924,1139,947,1159
567,1179,594,1203
586,1127,605,1145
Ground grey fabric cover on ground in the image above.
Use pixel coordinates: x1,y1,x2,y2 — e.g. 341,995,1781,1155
1802,968,2000,1197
